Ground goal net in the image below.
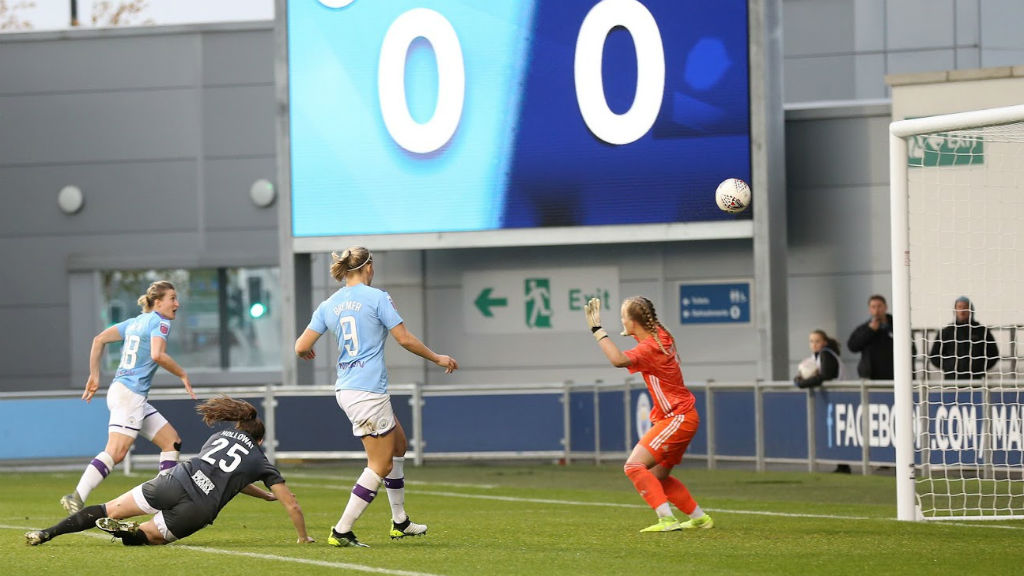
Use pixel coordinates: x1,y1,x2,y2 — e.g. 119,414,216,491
891,105,1024,521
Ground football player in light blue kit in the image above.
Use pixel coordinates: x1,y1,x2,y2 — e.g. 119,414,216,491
295,246,458,548
61,281,196,515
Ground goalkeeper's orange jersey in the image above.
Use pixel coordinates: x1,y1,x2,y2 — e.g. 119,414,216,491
624,326,696,422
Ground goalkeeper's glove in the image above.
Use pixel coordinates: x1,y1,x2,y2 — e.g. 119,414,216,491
585,298,608,342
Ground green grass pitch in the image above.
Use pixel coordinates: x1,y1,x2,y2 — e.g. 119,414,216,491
4,462,1024,575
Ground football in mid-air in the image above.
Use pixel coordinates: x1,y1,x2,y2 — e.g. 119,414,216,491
715,178,751,214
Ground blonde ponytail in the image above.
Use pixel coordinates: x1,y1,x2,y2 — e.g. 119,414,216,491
138,281,175,313
329,246,372,283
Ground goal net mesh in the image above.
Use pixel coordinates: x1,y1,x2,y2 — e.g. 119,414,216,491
906,121,1024,520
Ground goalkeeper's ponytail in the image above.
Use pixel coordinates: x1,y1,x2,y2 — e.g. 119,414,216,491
622,296,675,357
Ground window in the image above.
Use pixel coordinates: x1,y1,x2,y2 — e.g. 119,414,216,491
101,267,280,372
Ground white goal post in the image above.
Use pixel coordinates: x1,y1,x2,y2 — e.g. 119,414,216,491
890,104,1024,521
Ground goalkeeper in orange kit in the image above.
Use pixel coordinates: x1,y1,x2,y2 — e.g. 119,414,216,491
585,296,713,532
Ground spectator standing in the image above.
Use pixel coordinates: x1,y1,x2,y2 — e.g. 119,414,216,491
847,295,895,380
928,296,999,380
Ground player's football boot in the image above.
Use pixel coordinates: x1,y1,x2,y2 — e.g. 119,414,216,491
95,517,141,539
679,514,715,530
328,528,369,548
389,517,427,539
24,530,50,546
60,491,84,515
639,516,682,532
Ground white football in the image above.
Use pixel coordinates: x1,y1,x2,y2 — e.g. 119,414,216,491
715,178,751,214
797,357,819,379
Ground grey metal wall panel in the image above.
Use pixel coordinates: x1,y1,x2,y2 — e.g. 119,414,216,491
0,307,70,378
854,54,887,99
202,30,275,86
955,47,981,69
785,114,889,188
980,49,1024,68
955,0,980,46
203,157,277,230
380,284,427,373
661,239,754,279
980,0,1024,51
0,34,198,95
0,374,73,392
201,230,280,266
784,55,858,102
68,271,102,388
0,161,199,237
853,0,886,52
0,89,200,165
787,183,892,276
886,0,955,51
376,251,426,285
202,85,276,157
782,0,855,57
63,232,206,269
779,0,1008,103
0,237,71,305
886,49,956,76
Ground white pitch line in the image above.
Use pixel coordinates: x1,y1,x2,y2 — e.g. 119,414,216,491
167,544,446,576
285,482,1024,529
284,473,497,489
1,524,446,576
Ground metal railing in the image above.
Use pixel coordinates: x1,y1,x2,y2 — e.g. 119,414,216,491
0,379,902,474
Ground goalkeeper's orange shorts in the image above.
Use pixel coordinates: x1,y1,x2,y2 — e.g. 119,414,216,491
640,409,700,468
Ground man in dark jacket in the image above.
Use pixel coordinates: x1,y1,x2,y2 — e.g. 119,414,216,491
928,296,999,380
848,294,895,380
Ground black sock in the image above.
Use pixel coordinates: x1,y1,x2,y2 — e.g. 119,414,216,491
120,530,150,546
48,504,107,537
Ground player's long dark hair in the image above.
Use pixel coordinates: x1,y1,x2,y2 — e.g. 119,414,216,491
196,396,265,443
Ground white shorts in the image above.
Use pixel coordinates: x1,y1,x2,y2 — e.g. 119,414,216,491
335,389,396,437
107,381,169,441
130,484,178,543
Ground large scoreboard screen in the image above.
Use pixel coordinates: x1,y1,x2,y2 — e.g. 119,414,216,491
286,0,751,246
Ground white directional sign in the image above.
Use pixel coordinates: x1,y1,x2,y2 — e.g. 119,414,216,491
463,267,619,333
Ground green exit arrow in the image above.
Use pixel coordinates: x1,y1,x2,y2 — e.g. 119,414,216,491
474,288,508,317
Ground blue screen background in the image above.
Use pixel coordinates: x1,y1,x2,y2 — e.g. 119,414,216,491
288,0,751,238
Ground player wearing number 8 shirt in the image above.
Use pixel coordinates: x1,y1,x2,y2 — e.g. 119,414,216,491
26,396,314,546
61,281,197,517
295,246,458,548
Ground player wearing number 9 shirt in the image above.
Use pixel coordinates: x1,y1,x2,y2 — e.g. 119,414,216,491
294,246,458,548
61,281,197,517
27,396,314,546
